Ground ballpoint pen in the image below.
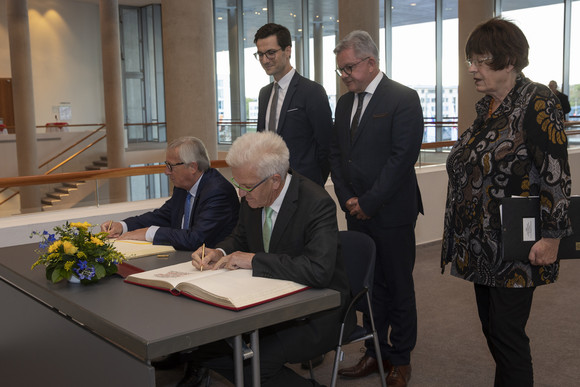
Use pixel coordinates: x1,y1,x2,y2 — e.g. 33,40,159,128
201,243,205,272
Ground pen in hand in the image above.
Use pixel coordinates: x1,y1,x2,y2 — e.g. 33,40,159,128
201,243,205,272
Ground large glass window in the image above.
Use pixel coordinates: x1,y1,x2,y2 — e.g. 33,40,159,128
501,0,564,86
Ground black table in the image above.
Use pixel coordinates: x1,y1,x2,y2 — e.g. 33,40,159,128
0,243,340,386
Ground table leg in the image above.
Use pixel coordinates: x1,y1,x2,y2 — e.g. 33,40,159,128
250,329,260,387
233,335,244,386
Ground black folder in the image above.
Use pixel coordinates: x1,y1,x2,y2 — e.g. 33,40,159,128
500,196,580,261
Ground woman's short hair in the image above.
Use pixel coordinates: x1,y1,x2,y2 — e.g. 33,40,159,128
168,137,210,172
226,132,290,179
465,17,529,73
334,30,379,62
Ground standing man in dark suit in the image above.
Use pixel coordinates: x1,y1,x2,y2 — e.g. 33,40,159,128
254,23,333,186
329,30,424,387
549,80,571,118
101,136,239,251
191,131,353,387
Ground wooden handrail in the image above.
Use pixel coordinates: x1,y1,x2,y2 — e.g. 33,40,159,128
39,124,106,168
44,135,106,175
0,160,229,189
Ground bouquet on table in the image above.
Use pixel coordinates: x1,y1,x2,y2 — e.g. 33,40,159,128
30,222,126,284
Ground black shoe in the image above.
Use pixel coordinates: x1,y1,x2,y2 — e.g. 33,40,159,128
176,361,209,387
301,354,325,370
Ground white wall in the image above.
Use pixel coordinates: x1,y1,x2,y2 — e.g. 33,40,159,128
0,0,104,126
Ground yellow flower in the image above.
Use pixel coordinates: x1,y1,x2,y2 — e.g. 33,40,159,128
62,240,78,255
64,261,74,271
90,236,104,246
70,222,92,230
48,240,63,253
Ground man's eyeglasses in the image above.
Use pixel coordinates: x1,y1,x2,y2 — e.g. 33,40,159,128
164,161,185,172
230,176,270,192
253,48,282,61
465,57,493,68
336,57,370,77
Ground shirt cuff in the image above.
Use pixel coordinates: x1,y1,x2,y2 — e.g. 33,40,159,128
146,226,159,242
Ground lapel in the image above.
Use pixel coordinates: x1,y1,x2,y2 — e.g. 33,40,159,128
276,72,300,134
351,74,388,145
267,172,299,252
258,83,274,130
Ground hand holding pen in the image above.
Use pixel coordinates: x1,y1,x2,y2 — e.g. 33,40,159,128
191,244,223,271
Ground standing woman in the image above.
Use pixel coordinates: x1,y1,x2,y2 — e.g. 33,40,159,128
441,18,571,386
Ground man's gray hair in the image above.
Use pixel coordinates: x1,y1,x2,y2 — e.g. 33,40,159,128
167,136,210,172
334,30,379,62
226,131,289,179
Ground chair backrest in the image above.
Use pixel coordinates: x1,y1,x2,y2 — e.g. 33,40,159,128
338,230,376,313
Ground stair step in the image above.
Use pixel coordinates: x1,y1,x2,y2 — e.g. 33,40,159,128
47,192,68,200
56,187,75,194
41,198,59,205
85,165,105,171
63,181,84,188
93,160,108,167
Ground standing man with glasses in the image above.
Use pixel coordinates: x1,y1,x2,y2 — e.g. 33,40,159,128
101,136,239,251
329,30,424,387
254,23,333,186
190,131,353,387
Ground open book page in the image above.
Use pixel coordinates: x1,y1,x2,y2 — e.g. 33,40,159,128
111,239,176,259
177,269,308,310
126,261,226,289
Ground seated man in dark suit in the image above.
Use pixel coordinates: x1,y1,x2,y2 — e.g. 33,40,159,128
101,136,239,251
188,131,353,387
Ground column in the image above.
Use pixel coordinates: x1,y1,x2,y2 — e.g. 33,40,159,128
100,0,128,203
227,2,245,139
162,0,217,159
337,0,379,96
7,0,40,213
457,0,494,134
313,19,323,85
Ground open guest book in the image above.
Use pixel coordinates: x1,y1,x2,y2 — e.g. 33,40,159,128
124,261,309,311
111,240,175,259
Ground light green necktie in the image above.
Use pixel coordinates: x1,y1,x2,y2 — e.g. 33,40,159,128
263,206,274,252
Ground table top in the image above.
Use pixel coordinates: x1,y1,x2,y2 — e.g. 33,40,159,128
0,243,340,361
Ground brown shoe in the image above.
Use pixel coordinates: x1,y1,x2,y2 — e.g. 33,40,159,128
338,354,392,378
386,364,412,387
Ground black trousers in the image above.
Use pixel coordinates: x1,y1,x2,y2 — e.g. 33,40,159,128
474,284,535,387
348,219,418,365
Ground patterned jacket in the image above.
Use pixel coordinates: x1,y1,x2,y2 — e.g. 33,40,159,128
441,76,572,287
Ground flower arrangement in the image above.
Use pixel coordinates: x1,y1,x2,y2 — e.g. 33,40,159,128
30,222,126,284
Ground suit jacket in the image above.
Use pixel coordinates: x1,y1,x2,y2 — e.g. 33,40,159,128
123,168,240,251
329,74,424,228
257,72,333,186
555,90,571,115
216,172,351,354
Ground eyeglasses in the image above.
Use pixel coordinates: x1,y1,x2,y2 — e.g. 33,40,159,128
336,57,370,77
230,176,270,192
254,48,282,61
164,161,185,172
465,57,493,68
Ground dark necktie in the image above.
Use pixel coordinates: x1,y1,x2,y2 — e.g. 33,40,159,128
268,82,279,132
350,92,366,141
183,192,193,229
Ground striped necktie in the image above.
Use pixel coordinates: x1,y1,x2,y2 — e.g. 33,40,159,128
268,82,280,132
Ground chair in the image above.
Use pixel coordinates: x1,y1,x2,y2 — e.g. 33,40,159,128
330,230,386,387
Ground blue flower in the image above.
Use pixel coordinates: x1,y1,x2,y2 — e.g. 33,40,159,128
96,256,104,263
74,261,96,280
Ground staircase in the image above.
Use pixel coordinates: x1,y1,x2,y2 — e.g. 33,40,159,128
41,156,108,211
